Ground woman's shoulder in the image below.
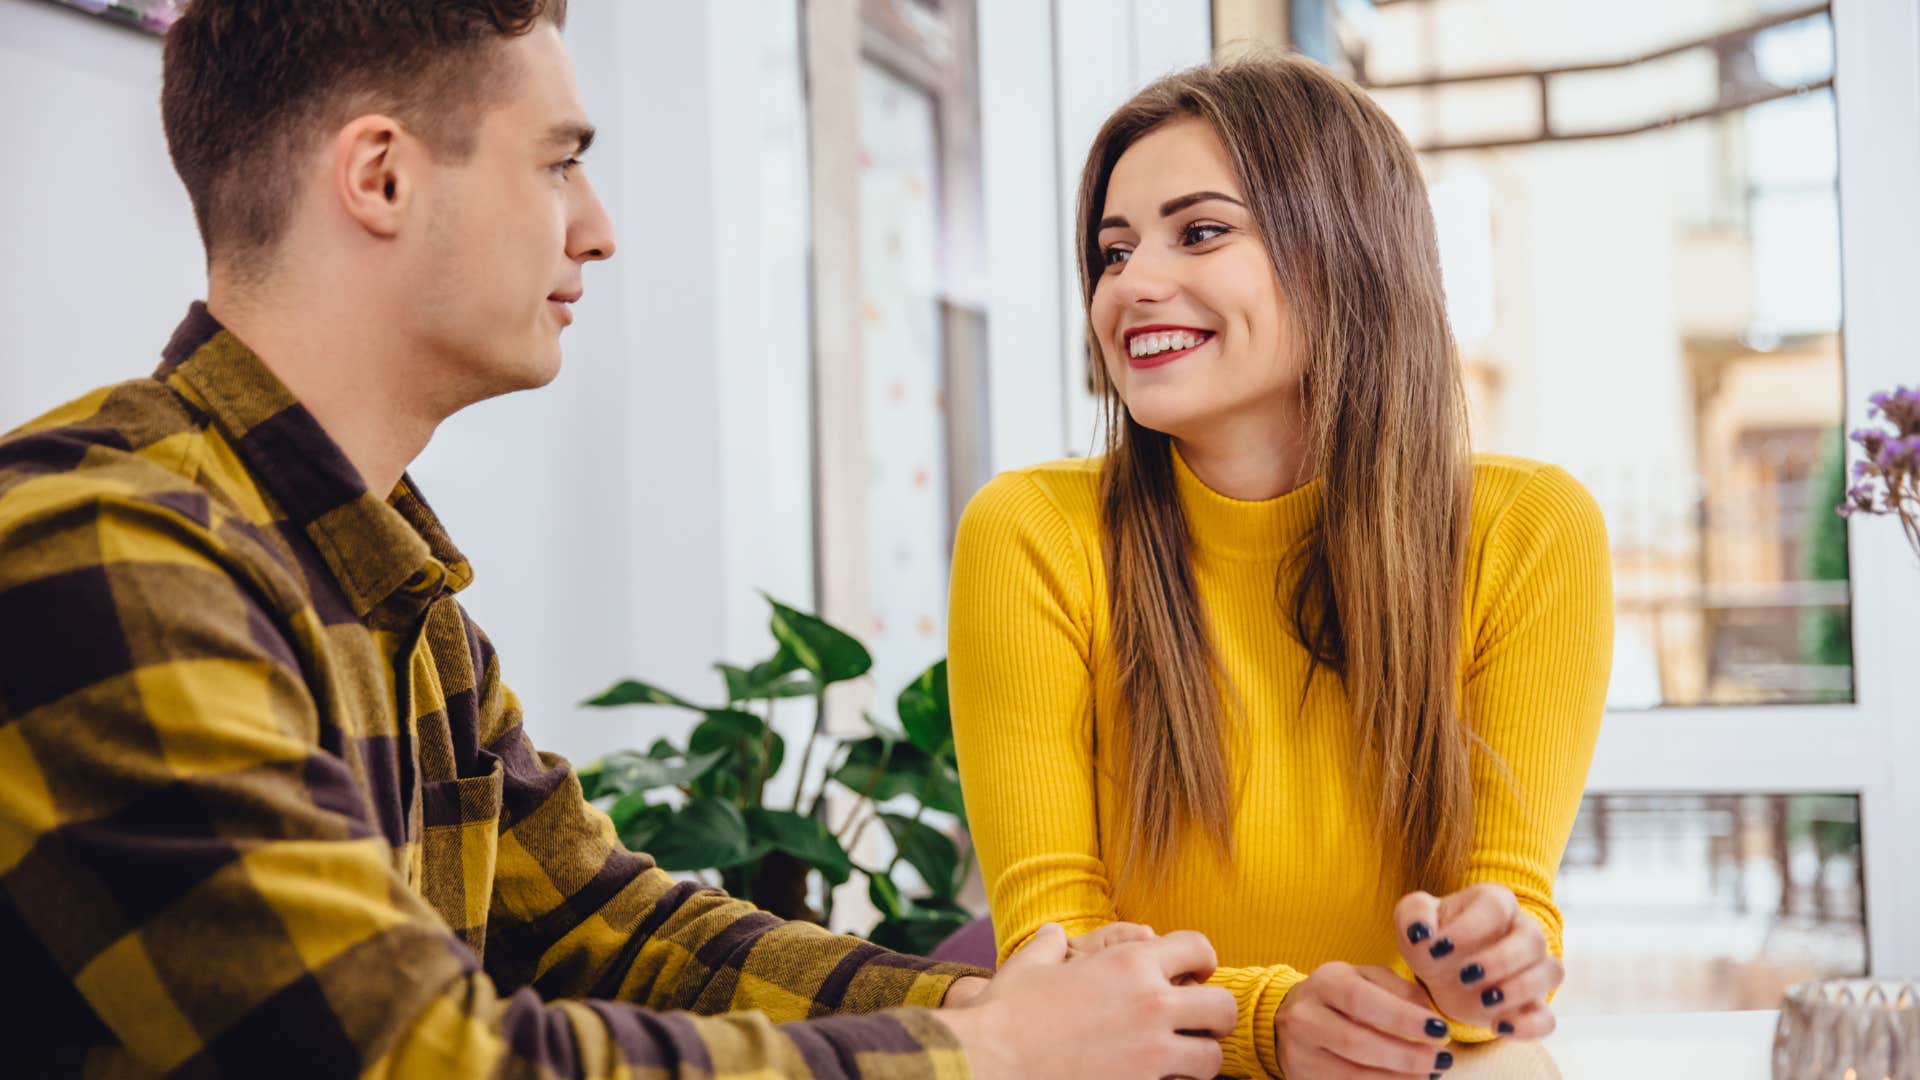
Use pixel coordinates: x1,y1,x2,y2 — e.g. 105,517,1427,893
959,457,1104,533
1467,452,1609,555
952,458,1105,593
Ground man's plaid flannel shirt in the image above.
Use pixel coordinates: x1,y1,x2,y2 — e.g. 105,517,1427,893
0,304,981,1078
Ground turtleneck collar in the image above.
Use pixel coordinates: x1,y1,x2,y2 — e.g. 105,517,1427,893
1171,443,1322,560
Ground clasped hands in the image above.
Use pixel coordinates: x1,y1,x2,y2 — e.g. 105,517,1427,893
947,882,1560,1079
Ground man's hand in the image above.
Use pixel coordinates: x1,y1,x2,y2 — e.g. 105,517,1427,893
1067,921,1158,960
1273,962,1456,1078
938,923,1236,1080
944,975,990,1008
1395,884,1562,1039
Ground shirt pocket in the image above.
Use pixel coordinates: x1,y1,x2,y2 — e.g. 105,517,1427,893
417,758,504,949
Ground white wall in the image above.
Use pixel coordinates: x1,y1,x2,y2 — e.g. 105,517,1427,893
0,0,206,420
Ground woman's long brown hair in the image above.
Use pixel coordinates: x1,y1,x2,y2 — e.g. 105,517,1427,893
1079,53,1475,895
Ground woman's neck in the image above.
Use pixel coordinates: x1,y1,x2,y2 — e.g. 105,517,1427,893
1171,404,1312,501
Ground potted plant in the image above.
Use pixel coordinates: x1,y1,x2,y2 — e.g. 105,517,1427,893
576,595,973,955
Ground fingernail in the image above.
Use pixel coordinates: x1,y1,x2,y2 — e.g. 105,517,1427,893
1429,938,1455,959
1436,1050,1454,1069
1408,922,1432,944
1498,1021,1515,1036
1482,987,1505,1008
1459,962,1484,985
1424,1017,1448,1038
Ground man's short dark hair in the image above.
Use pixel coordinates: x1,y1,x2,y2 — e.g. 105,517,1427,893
162,0,569,277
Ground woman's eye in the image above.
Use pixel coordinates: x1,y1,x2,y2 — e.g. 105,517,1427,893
553,158,582,178
1102,246,1132,268
1183,223,1229,245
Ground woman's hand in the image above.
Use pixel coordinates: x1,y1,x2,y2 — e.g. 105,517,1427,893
1274,962,1456,1078
1394,883,1562,1039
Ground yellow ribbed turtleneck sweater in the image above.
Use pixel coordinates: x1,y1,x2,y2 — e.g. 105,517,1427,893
947,450,1612,1078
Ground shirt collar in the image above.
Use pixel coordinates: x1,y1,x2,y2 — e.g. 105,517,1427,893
157,302,474,619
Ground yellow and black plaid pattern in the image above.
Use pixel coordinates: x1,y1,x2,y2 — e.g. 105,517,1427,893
0,304,979,1078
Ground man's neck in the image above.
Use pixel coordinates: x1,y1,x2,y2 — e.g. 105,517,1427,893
206,281,438,501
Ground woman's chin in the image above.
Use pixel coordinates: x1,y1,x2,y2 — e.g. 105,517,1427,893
1122,394,1210,442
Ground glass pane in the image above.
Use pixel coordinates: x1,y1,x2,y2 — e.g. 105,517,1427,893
1360,2,1851,707
857,61,951,700
1556,793,1867,1013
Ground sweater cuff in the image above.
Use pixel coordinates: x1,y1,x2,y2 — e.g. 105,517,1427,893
1210,965,1310,1078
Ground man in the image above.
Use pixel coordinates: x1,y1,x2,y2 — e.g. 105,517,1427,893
0,2,1237,1077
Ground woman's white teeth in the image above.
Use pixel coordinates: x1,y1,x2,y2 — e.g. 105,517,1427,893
1129,330,1205,358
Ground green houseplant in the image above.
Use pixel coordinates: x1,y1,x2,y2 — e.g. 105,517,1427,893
577,594,974,955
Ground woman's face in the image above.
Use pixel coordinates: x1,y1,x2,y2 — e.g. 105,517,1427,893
1090,117,1301,443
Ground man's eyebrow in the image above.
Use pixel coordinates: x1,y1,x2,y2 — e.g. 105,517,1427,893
1097,191,1247,232
546,122,596,156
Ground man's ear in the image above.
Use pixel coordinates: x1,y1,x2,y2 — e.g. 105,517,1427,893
330,115,414,239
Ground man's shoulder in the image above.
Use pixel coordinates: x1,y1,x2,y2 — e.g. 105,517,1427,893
1,377,204,490
0,376,274,564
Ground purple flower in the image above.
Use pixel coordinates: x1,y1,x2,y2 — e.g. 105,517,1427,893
1881,436,1920,474
1870,385,1920,437
1853,427,1890,459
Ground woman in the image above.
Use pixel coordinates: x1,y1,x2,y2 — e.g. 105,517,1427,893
948,53,1612,1079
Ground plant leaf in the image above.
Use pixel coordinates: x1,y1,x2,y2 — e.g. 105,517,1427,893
646,739,679,760
764,595,872,685
868,907,971,956
582,748,729,798
897,660,952,755
689,709,768,752
831,737,930,803
880,813,961,901
715,660,818,702
746,808,853,886
610,793,671,852
582,678,700,710
919,760,966,817
647,798,767,871
867,871,905,919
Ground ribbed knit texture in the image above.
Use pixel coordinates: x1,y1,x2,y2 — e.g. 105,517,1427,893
948,450,1612,1078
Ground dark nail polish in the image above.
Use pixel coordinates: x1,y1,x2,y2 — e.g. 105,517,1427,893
1498,1021,1515,1036
1435,1050,1454,1070
1460,963,1484,985
1425,1017,1448,1038
1429,938,1455,959
1431,1075,1442,1080
1482,987,1505,1008
1408,922,1432,945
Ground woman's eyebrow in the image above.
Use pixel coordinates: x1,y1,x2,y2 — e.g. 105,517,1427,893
1099,190,1248,232
1159,190,1245,216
